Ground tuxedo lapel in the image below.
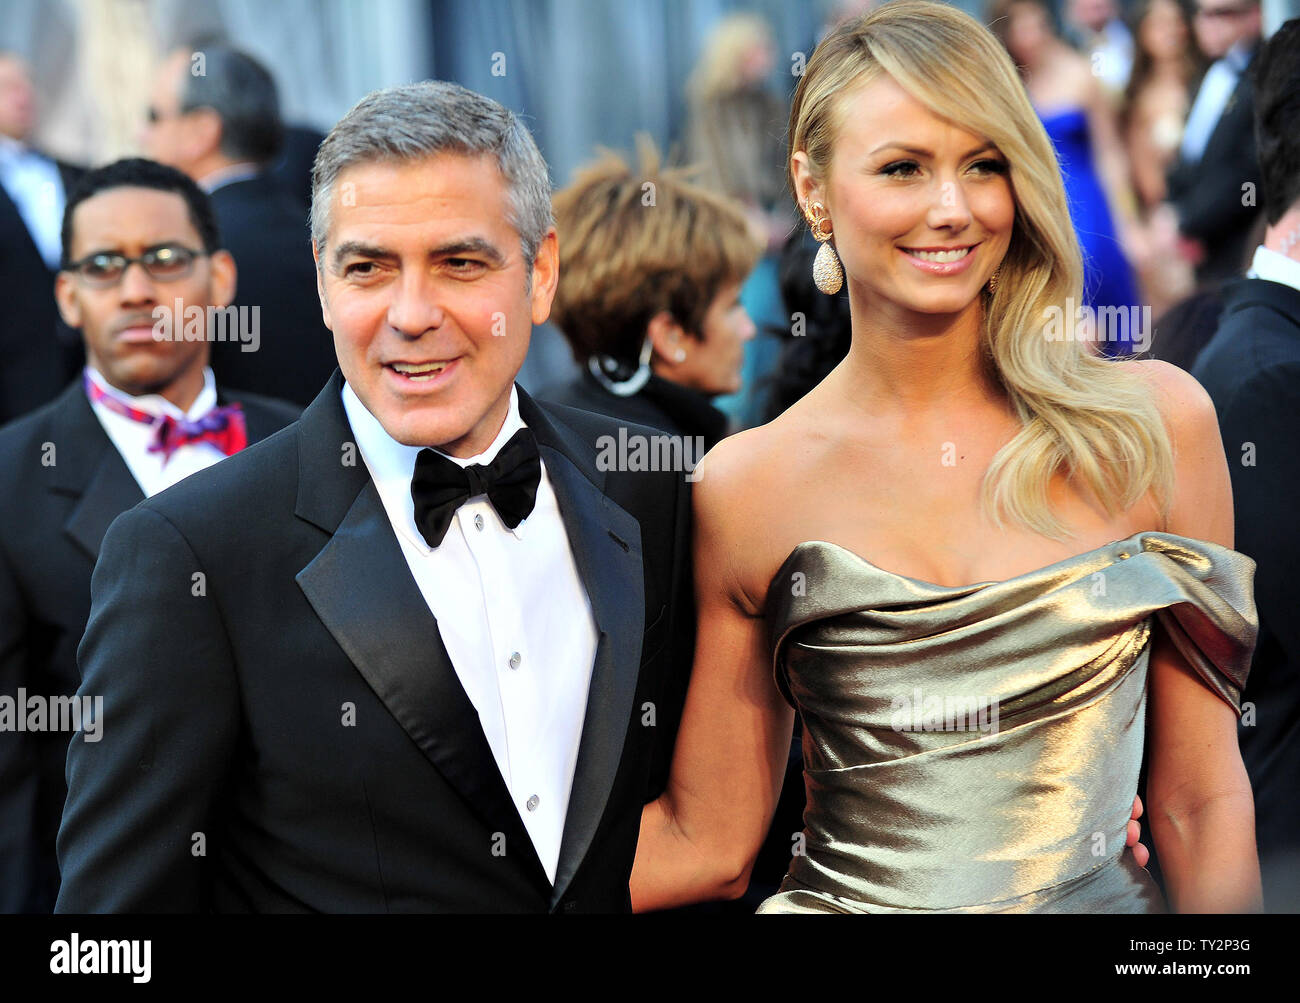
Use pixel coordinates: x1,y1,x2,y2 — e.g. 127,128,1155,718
518,389,647,908
292,372,550,890
46,382,145,560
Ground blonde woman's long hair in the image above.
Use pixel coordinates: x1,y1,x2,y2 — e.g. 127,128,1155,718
789,0,1173,539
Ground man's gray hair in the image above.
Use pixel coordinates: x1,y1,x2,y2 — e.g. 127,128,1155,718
181,44,284,165
310,81,553,276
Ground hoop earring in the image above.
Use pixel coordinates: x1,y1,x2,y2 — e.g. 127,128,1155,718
806,200,843,295
987,267,1001,294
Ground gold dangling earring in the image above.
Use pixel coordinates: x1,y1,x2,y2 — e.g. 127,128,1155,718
807,201,843,295
987,267,1000,294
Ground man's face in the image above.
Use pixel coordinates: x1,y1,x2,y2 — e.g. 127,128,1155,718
55,186,235,396
140,52,198,173
1193,1,1260,59
0,56,35,141
314,152,558,456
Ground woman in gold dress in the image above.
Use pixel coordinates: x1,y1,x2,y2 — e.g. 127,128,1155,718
630,0,1260,913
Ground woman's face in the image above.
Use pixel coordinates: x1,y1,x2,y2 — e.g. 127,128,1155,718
660,280,756,397
804,74,1015,322
1004,3,1054,65
1140,0,1190,62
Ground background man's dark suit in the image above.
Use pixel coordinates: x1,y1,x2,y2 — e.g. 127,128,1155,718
206,173,337,407
0,379,299,912
0,159,83,423
55,371,695,912
1192,276,1300,911
1166,49,1262,286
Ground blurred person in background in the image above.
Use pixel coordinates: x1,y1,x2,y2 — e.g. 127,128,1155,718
0,158,297,913
684,13,791,429
141,42,334,406
0,52,84,422
1191,17,1300,912
686,13,788,251
1160,0,1263,286
1123,0,1203,316
1064,0,1136,98
541,139,761,452
990,0,1142,354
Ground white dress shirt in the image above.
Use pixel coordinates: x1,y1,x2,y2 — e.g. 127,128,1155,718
198,162,261,194
0,134,66,269
85,366,230,497
1179,40,1253,165
342,381,598,884
1245,244,1300,293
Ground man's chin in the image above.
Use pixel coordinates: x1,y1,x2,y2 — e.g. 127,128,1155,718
98,363,182,399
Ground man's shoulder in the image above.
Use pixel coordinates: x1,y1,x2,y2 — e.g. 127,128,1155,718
1194,280,1300,402
224,387,303,432
535,396,675,448
0,382,81,458
133,421,301,535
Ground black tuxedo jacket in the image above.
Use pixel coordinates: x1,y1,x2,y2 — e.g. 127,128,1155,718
1166,49,1261,285
55,372,695,912
1192,277,1300,909
0,379,299,913
206,173,337,407
0,157,84,423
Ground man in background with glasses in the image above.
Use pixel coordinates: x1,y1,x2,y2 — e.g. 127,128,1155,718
1162,0,1264,285
0,157,298,913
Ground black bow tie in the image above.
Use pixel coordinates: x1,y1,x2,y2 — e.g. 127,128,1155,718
410,427,541,548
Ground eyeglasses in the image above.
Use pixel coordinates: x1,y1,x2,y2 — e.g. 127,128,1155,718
145,105,181,124
63,245,207,287
1195,4,1254,19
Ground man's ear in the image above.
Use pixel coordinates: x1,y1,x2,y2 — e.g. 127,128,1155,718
187,107,223,163
207,249,237,309
53,271,82,329
529,227,559,326
311,240,332,331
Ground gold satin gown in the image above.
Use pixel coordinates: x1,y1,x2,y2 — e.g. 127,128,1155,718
758,532,1257,913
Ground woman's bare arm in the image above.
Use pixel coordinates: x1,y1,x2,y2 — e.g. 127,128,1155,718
630,439,796,911
1140,361,1262,912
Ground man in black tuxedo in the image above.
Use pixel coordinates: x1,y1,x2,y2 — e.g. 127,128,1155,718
141,44,334,407
1192,18,1300,912
1162,0,1263,286
0,52,83,422
55,82,695,913
0,158,299,912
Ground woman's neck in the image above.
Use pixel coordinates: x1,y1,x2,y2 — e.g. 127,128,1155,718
830,289,1001,416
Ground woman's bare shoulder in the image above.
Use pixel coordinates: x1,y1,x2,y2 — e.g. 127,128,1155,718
1119,358,1219,444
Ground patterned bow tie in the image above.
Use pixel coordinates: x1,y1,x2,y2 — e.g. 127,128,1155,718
84,371,248,464
410,427,541,548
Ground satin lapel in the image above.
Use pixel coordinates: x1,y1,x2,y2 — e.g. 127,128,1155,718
519,391,646,908
46,383,145,560
294,374,548,889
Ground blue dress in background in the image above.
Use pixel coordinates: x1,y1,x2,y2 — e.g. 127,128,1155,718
1038,106,1140,357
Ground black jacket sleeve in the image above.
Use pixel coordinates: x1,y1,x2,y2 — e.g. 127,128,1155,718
55,506,240,913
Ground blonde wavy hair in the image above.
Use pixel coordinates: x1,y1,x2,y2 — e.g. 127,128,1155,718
789,0,1173,538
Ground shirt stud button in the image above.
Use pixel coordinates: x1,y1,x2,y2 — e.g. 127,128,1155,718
526,794,539,812
509,651,521,670
474,513,484,531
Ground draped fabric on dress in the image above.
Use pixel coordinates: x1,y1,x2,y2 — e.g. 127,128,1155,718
758,532,1256,913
